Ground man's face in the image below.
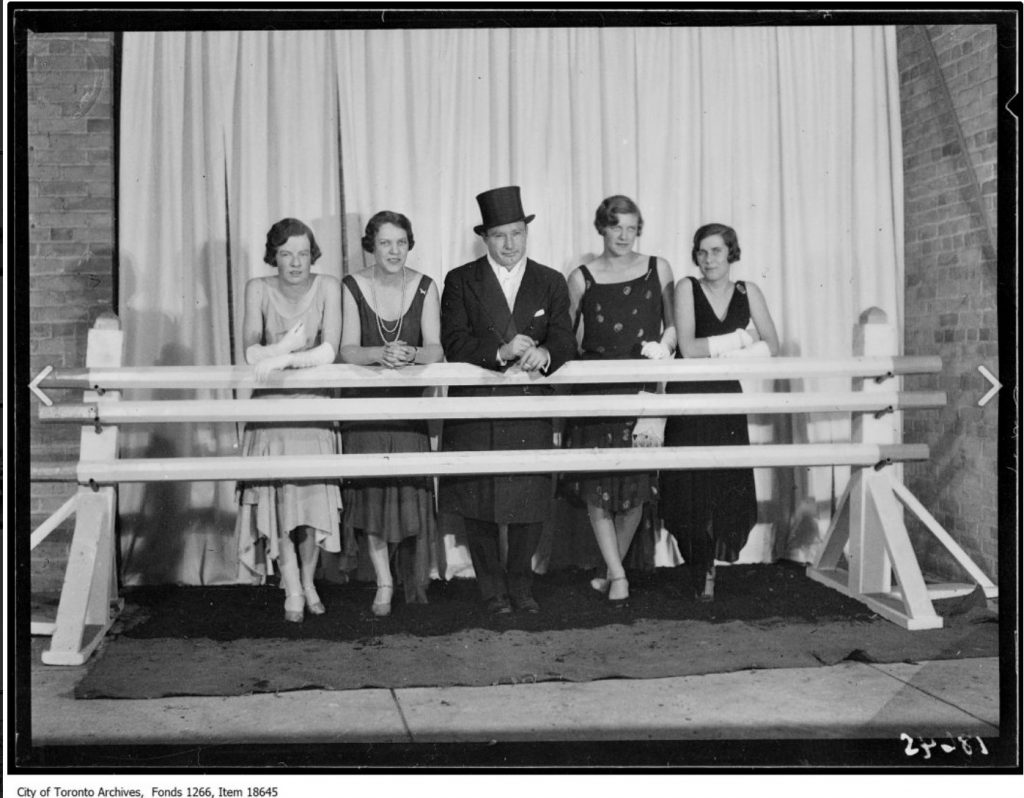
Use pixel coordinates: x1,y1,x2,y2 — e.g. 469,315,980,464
484,220,528,269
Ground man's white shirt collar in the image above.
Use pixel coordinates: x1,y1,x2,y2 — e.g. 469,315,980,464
487,253,527,310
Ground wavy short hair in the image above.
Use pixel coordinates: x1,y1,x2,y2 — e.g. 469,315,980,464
263,218,322,266
691,223,741,266
361,210,415,254
593,195,644,236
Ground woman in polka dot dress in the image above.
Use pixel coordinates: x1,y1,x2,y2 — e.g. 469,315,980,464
562,195,676,605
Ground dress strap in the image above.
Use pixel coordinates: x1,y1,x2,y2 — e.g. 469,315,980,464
342,273,366,308
573,264,593,333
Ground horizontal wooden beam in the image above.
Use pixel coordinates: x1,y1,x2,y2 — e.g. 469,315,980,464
32,443,929,484
41,356,942,391
38,390,947,425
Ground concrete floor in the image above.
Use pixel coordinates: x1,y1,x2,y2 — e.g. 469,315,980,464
25,638,998,746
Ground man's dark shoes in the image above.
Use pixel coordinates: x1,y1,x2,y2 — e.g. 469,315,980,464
510,594,540,614
486,596,513,616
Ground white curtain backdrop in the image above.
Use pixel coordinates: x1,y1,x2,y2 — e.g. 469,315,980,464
118,26,903,585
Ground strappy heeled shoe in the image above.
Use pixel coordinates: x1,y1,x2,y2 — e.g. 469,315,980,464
372,583,394,617
303,585,325,616
284,594,305,623
608,576,629,608
589,577,610,594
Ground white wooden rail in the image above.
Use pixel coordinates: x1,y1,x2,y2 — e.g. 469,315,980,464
40,355,942,392
39,391,946,425
28,308,994,664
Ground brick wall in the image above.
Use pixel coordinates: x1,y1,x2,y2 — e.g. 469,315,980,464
28,32,117,593
897,24,999,580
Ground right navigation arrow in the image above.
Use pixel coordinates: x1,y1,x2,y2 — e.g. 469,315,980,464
977,365,1001,407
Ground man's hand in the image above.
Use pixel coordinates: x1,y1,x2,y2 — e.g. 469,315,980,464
498,334,536,363
517,345,550,372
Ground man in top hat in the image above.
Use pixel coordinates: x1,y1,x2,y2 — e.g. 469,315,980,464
440,186,576,615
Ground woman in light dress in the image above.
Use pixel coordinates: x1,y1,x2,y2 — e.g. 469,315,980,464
235,217,343,623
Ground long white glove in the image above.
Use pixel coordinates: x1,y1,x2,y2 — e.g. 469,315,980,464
632,390,666,447
254,343,336,381
640,340,671,360
287,342,336,368
707,328,754,357
632,416,666,447
720,340,772,359
246,321,307,364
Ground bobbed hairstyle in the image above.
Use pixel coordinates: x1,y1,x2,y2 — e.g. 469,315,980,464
594,195,644,236
263,218,322,266
361,210,415,254
691,222,741,266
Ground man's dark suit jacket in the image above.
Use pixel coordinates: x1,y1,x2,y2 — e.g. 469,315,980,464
439,256,576,524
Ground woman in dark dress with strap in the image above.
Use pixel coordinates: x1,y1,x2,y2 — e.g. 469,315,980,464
563,196,676,605
662,223,779,601
338,211,443,616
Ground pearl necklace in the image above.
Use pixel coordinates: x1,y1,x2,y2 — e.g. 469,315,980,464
370,265,406,343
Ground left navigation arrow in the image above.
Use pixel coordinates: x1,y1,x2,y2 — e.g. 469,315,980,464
29,365,54,406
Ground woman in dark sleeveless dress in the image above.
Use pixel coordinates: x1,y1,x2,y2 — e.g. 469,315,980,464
662,223,779,601
563,196,676,605
338,211,443,616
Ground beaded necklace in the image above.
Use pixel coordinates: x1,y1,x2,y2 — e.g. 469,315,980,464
369,265,406,343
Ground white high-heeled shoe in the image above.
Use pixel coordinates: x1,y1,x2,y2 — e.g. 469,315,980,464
372,583,394,617
284,594,304,623
303,585,325,616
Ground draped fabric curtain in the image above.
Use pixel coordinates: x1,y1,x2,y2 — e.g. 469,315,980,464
118,26,903,585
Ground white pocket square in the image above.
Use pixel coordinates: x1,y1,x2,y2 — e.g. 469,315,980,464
533,309,545,317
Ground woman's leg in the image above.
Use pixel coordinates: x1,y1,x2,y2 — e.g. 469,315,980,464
294,526,324,614
366,531,394,615
613,504,644,561
277,531,305,622
587,503,629,602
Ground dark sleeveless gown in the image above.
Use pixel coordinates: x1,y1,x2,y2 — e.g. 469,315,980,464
559,257,664,569
339,273,440,604
661,276,758,576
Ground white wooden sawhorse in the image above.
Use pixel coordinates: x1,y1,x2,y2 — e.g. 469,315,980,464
806,308,997,630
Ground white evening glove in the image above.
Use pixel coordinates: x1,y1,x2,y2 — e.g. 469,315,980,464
287,343,336,368
720,340,771,359
253,353,292,381
706,328,754,357
246,321,308,364
632,416,666,447
632,391,666,447
640,340,671,360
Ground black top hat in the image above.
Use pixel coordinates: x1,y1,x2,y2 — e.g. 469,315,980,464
473,185,536,236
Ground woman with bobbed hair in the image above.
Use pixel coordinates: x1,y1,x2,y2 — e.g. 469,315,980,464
562,195,677,606
661,222,779,601
338,210,443,616
236,217,343,623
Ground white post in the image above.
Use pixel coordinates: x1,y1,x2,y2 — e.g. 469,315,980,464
42,313,125,665
848,307,896,595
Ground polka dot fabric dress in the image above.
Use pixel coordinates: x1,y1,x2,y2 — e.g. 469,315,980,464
562,257,664,512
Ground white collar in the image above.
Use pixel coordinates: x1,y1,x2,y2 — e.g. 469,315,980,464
487,253,527,277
